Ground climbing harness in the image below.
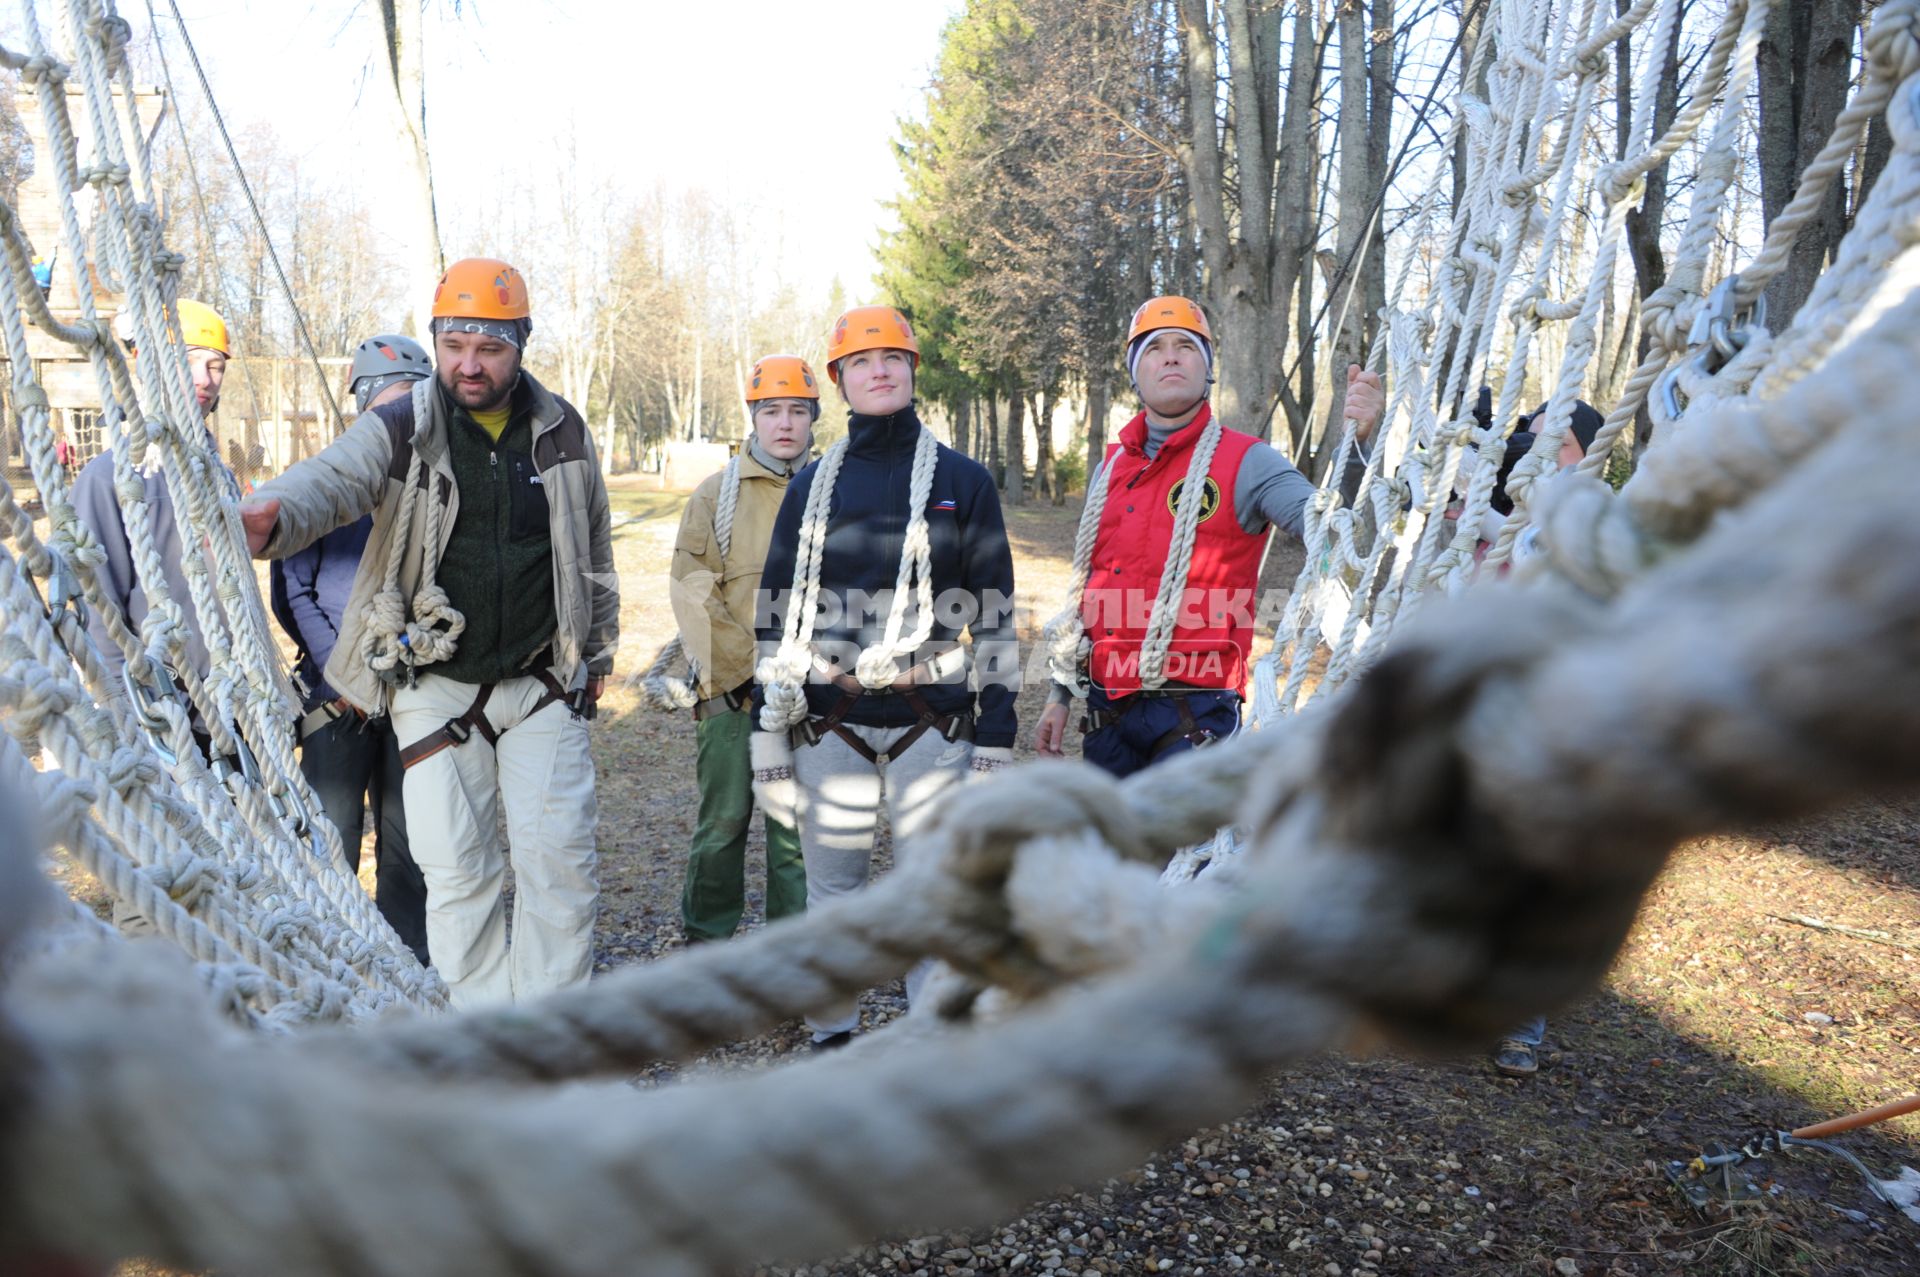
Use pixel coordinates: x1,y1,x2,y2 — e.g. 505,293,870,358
789,646,973,762
1079,690,1224,760
397,666,576,770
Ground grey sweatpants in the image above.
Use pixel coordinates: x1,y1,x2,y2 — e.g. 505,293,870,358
789,722,973,1036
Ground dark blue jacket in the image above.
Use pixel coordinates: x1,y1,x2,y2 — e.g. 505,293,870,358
270,515,372,708
753,406,1019,747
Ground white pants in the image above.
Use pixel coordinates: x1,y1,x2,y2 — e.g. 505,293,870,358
790,722,972,1036
392,672,599,1008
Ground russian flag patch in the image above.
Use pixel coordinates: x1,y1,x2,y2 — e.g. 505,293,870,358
933,499,957,512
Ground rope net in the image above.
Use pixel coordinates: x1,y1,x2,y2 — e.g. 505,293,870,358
1,0,1918,1272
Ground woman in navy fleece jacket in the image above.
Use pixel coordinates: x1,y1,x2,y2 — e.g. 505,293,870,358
749,305,1016,1047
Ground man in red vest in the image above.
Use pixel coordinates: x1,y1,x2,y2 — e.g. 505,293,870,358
1033,296,1383,776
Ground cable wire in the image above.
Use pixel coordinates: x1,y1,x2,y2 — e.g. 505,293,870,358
158,0,347,431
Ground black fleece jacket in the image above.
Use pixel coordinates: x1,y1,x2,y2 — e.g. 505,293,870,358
752,405,1019,747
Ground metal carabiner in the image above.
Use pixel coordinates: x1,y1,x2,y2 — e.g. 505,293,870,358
122,663,183,767
1686,275,1768,377
44,559,89,633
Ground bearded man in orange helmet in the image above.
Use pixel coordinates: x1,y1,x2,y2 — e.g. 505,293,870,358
239,258,618,1007
1033,297,1383,777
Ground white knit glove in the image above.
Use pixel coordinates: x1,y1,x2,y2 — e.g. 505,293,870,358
750,730,800,828
969,745,1013,777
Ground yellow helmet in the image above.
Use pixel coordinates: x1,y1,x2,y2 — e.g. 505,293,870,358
176,299,230,356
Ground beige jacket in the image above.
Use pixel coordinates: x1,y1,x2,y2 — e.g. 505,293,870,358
669,446,792,700
252,372,618,715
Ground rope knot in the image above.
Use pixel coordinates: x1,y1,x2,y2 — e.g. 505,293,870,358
21,54,67,85
101,743,160,794
90,14,134,53
145,848,222,911
1600,163,1646,206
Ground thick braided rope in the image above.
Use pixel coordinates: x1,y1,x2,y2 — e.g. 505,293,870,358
852,426,940,688
1133,413,1224,691
1438,0,1721,586
1039,456,1113,695
1,1,438,1013
1257,0,1660,716
8,326,1920,1271
360,378,465,681
758,436,851,730
759,424,939,730
1438,0,1703,582
1732,0,1920,314
637,456,741,711
1739,21,1920,403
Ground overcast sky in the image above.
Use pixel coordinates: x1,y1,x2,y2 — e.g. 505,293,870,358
134,0,960,295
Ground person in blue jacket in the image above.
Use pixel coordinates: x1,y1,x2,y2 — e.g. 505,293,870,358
751,305,1017,1049
268,334,433,963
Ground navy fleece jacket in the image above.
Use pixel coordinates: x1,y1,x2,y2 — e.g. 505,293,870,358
269,515,372,709
752,405,1019,747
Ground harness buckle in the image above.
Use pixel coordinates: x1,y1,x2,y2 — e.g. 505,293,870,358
443,717,472,746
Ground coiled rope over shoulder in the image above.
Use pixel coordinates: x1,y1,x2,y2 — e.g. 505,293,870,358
758,423,940,732
361,377,465,683
1041,411,1225,696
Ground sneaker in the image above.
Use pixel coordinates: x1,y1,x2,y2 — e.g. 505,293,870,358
809,1030,854,1052
1494,1038,1539,1077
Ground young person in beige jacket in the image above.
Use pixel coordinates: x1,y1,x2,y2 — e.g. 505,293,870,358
669,355,817,943
240,258,617,1007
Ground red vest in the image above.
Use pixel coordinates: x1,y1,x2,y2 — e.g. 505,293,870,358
1080,404,1269,696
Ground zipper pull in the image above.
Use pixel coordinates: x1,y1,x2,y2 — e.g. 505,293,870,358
491,450,498,470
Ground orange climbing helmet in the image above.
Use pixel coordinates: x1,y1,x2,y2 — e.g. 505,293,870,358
1126,295,1212,347
431,257,531,321
825,305,919,383
746,354,821,402
176,299,230,356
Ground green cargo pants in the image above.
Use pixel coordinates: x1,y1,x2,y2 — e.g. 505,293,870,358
682,705,806,941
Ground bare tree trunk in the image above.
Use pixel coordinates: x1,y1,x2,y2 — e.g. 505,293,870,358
691,328,704,442
1363,0,1393,337
375,0,443,341
1326,0,1374,436
955,391,972,457
1756,0,1861,327
1620,0,1684,444
1177,0,1278,434
1084,376,1109,493
1004,385,1027,505
1275,3,1325,454
987,395,1003,486
1032,392,1057,503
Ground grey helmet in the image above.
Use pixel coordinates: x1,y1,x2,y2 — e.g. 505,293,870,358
349,333,432,412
